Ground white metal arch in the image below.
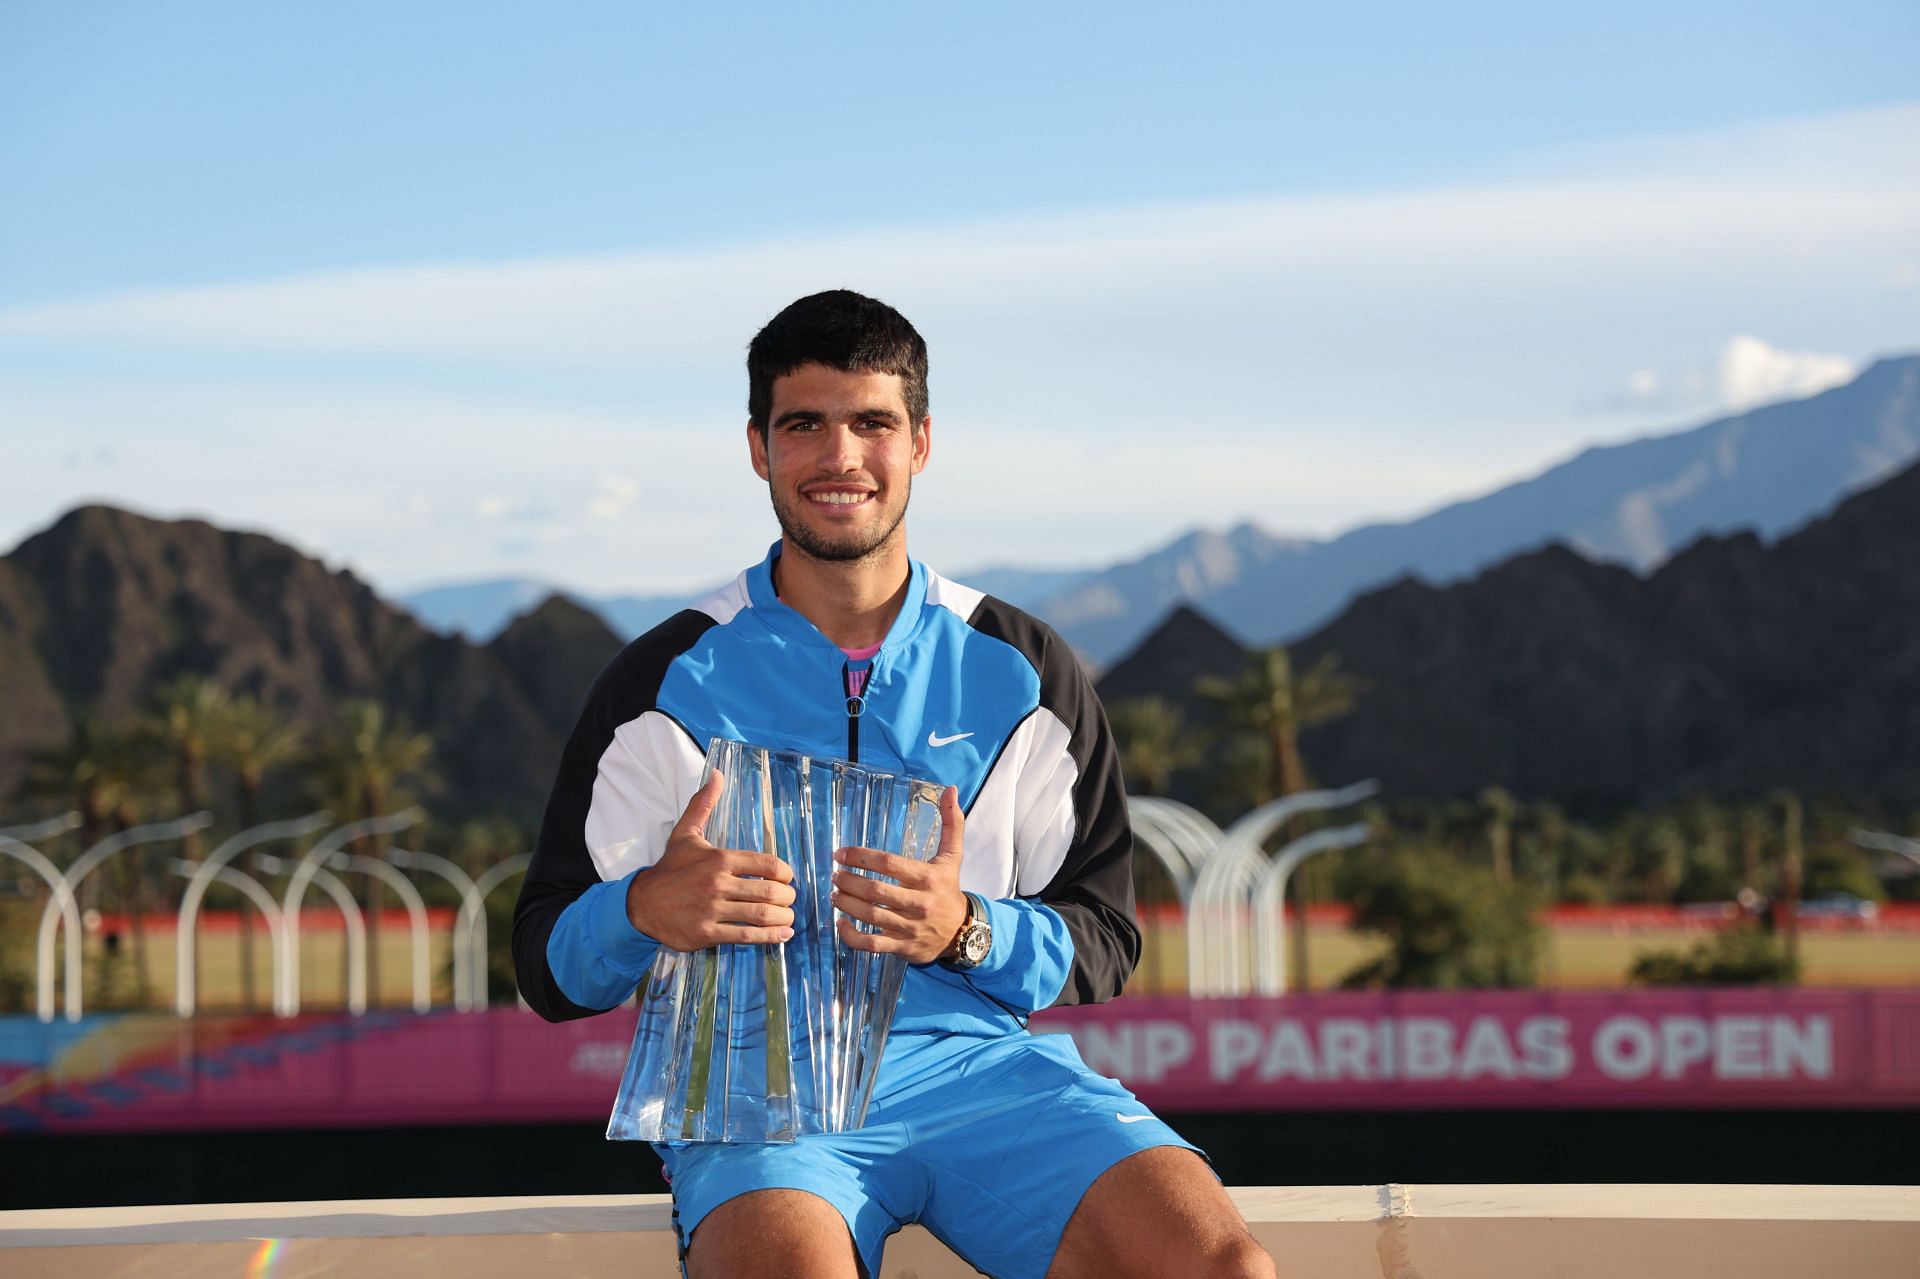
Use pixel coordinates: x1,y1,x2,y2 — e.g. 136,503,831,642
170,858,285,1013
387,848,482,1012
0,834,82,1023
1133,797,1223,874
1187,835,1269,995
332,851,431,1013
1251,821,1374,995
466,854,530,1010
262,853,368,1015
277,810,423,1016
0,813,80,843
176,813,331,1015
1190,779,1381,997
35,814,213,1022
1127,805,1198,906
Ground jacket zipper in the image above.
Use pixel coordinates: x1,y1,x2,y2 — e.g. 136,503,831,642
843,660,863,763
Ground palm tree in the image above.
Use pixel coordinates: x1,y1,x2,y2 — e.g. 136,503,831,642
211,694,307,1009
1197,646,1364,993
19,715,126,863
19,717,163,1002
1479,786,1517,884
1196,647,1363,805
307,700,437,1007
150,675,230,864
1107,697,1202,798
1773,790,1805,967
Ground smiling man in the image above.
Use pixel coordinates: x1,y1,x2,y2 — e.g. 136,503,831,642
513,291,1273,1279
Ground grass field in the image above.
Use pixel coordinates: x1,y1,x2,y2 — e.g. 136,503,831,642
18,916,1918,1012
1129,918,1920,995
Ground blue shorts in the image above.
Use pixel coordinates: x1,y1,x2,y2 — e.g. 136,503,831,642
659,1029,1203,1279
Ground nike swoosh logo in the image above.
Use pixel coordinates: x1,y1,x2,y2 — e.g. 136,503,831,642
1115,1113,1154,1124
927,731,975,748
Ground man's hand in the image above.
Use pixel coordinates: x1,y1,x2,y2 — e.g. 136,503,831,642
832,785,968,964
626,771,796,951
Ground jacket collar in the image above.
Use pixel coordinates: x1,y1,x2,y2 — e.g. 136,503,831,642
745,541,927,657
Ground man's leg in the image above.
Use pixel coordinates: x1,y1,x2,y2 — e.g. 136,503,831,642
1045,1148,1275,1279
684,1189,862,1279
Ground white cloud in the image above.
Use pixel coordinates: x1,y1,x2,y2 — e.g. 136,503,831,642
1618,335,1859,414
1,103,1915,402
586,475,637,520
3,103,1917,594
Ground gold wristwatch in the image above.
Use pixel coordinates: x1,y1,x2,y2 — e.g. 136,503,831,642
941,892,993,970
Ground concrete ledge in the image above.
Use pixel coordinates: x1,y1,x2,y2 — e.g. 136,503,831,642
3,1184,1916,1277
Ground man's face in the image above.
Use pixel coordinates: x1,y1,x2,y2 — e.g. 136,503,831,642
749,363,931,564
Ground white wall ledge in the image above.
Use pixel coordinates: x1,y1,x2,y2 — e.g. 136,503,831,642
4,1185,1916,1278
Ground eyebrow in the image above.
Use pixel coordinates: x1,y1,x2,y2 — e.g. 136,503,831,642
771,406,905,428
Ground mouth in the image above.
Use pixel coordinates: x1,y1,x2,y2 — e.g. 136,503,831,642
803,488,875,508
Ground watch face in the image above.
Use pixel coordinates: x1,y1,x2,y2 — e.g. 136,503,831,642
959,924,992,967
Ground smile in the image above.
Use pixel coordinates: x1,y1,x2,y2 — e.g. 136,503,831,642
806,491,873,506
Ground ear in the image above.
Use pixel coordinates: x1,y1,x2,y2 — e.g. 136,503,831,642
910,415,932,475
747,419,771,481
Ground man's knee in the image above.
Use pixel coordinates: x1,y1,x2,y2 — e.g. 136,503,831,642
1205,1230,1277,1279
685,1188,858,1279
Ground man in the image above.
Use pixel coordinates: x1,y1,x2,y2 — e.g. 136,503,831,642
514,291,1273,1279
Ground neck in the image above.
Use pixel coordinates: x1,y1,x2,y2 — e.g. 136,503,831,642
774,538,911,651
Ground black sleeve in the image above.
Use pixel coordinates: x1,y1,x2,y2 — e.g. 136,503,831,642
511,610,713,1022
969,599,1141,1006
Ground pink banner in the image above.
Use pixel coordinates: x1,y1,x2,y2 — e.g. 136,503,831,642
1033,988,1920,1111
2,988,1915,1135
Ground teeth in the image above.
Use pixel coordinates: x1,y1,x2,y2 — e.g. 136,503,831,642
811,492,870,505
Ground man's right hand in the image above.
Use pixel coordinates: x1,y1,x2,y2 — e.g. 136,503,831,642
625,771,797,950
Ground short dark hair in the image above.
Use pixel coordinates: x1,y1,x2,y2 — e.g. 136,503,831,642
747,290,929,436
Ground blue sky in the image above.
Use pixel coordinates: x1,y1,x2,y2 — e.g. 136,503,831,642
2,2,1917,595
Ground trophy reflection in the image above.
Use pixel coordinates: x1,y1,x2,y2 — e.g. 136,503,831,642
607,738,944,1143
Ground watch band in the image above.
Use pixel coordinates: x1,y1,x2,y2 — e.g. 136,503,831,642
942,891,992,970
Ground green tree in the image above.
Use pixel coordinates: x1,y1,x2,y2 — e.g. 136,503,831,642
150,675,230,862
1198,647,1366,993
1107,697,1201,798
210,693,307,1009
18,715,127,863
1338,849,1541,989
306,700,437,1007
1196,647,1363,804
1629,925,1799,985
1478,786,1517,884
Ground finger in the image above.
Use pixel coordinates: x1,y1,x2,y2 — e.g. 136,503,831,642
835,845,917,883
931,786,964,864
703,923,796,948
833,875,913,925
672,771,725,841
832,871,920,916
719,848,795,885
838,917,905,954
717,874,797,907
713,902,795,930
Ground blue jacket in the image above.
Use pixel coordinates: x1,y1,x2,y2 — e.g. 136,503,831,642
513,545,1139,1041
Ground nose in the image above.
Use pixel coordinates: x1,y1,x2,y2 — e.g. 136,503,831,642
822,424,861,473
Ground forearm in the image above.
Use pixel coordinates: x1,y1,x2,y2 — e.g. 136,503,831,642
515,870,662,1020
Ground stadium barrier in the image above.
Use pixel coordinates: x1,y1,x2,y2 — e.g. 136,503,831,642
3,1185,1916,1277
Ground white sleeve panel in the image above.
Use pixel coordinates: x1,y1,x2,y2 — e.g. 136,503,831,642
690,571,752,625
925,570,986,621
965,707,1080,899
582,710,706,882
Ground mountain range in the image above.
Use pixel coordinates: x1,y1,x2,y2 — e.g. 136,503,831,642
1099,457,1920,813
0,507,618,826
400,355,1918,665
5,358,1917,823
401,565,1097,642
1044,354,1920,663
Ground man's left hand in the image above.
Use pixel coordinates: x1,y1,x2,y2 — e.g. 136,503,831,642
832,785,968,964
